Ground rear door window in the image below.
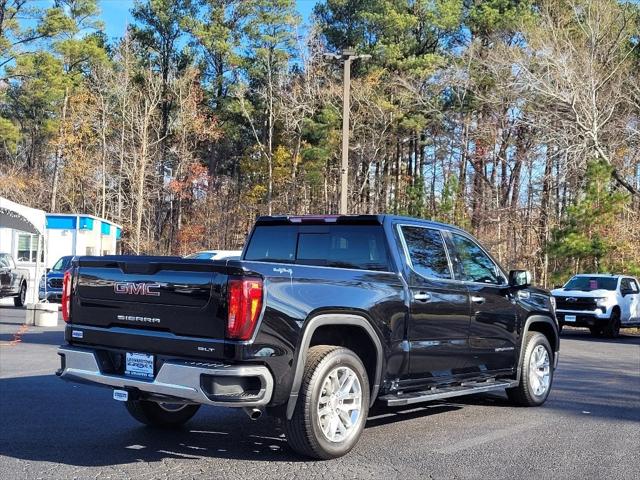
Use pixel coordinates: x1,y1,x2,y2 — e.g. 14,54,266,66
244,225,390,271
400,226,451,279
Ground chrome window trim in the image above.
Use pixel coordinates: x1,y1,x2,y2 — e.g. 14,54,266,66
395,222,509,288
240,259,398,276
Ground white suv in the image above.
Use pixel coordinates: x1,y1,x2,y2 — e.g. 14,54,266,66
551,274,640,337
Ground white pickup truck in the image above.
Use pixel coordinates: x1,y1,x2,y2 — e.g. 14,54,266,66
551,274,640,337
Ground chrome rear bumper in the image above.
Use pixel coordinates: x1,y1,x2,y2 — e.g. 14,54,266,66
57,346,273,407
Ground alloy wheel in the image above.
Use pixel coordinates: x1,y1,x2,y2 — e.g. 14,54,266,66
528,344,551,397
316,366,362,443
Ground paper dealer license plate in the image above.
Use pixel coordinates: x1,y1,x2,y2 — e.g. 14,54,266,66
125,352,154,378
564,315,576,323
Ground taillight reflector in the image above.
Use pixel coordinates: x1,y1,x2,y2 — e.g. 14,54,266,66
61,270,72,323
226,278,263,340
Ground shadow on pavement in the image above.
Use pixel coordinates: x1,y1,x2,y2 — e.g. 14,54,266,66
0,329,64,346
1,371,637,468
0,374,491,466
560,329,640,345
1,330,638,467
0,374,301,464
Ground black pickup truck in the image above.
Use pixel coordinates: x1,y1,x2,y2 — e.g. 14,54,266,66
57,215,559,459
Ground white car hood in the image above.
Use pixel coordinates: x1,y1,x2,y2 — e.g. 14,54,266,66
551,289,613,298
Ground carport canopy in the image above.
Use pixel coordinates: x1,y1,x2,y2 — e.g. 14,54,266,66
0,196,48,304
0,196,46,236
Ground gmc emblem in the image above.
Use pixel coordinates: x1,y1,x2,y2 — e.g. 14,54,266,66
114,282,161,297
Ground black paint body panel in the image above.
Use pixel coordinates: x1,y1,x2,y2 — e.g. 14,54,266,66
63,216,559,407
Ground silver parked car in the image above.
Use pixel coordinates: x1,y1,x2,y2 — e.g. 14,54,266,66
184,250,242,261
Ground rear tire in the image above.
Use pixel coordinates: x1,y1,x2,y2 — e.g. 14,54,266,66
506,332,553,407
285,345,370,459
125,399,200,428
603,310,621,338
13,282,26,307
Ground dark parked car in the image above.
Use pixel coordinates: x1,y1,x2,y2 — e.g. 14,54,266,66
39,255,73,303
57,215,559,459
0,252,28,306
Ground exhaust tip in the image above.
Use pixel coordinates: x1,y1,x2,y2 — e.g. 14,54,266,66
244,407,263,420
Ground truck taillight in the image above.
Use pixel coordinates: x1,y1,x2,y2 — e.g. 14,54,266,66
226,278,263,341
61,270,72,323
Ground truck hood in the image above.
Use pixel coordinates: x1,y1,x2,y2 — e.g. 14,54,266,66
551,288,614,298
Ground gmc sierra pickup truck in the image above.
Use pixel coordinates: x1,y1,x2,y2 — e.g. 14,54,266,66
57,215,559,459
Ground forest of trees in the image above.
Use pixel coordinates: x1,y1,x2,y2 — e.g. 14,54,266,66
1,0,639,286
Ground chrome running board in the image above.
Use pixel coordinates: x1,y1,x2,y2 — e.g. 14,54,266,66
380,381,515,407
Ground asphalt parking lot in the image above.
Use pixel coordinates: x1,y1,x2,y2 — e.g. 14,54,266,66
1,301,639,480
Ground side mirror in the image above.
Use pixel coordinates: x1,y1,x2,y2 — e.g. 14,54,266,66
46,268,51,273
554,285,563,289
509,270,532,288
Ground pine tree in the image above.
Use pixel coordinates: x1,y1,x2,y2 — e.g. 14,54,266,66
548,159,629,280
238,0,299,215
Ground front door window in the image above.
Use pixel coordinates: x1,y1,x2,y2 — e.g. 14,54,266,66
450,234,505,285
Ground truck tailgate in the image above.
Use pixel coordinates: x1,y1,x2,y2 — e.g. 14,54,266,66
71,256,231,339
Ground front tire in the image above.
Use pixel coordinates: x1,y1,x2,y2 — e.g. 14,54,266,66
507,332,553,407
125,399,200,428
603,310,621,338
14,282,26,307
286,346,370,459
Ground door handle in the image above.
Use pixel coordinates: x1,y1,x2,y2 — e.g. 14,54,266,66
471,295,486,304
413,292,431,302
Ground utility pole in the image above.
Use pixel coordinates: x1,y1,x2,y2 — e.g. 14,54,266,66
324,49,370,214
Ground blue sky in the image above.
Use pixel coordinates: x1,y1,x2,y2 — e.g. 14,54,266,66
99,0,318,42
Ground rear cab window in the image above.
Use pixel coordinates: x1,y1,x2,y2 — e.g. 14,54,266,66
244,225,391,271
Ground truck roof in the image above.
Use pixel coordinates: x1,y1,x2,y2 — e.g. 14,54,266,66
254,214,469,235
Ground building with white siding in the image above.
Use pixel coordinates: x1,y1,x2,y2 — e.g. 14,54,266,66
44,214,122,266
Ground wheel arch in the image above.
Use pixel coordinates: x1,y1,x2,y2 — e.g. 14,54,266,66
516,315,559,382
285,313,384,419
